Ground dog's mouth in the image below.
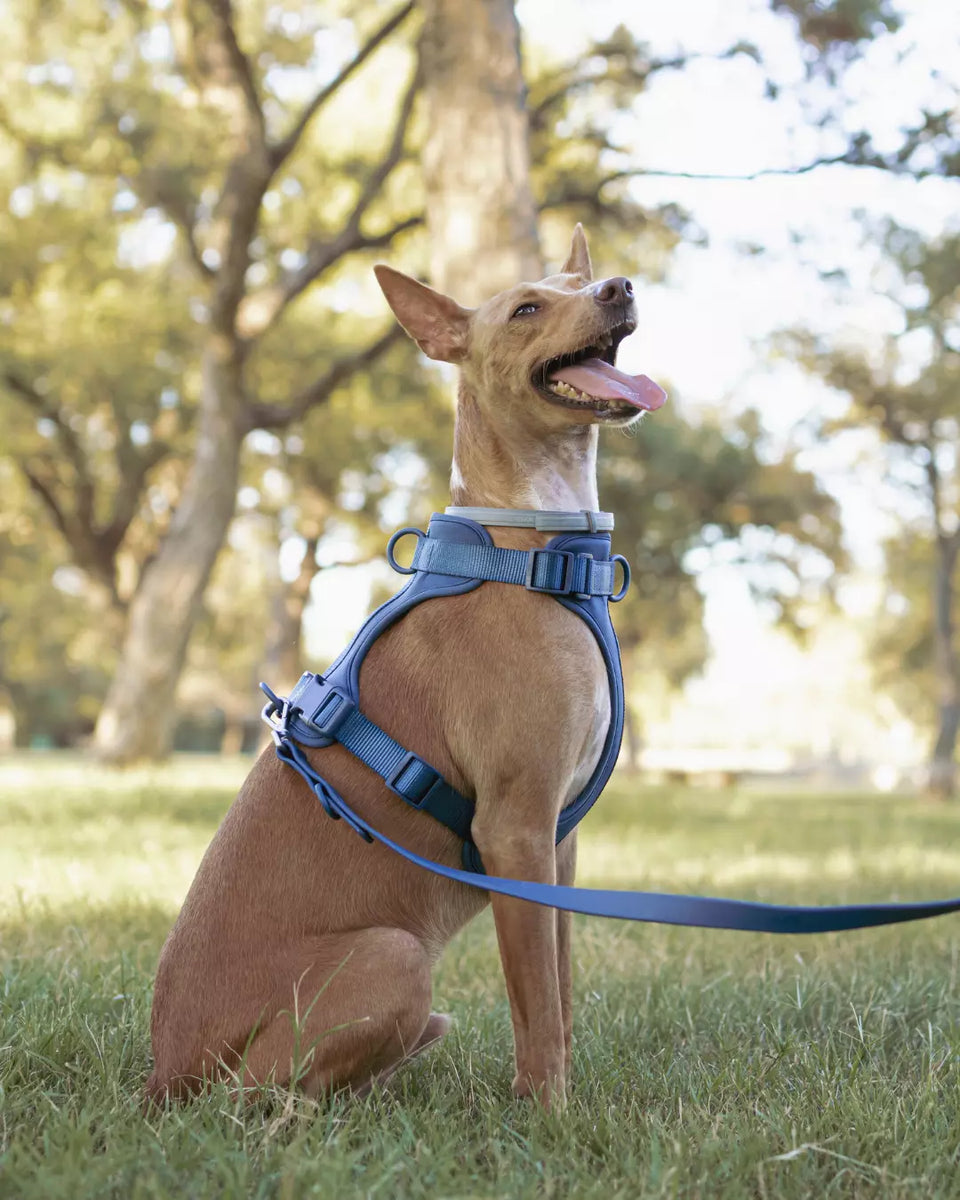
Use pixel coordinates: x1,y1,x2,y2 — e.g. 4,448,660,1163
532,320,666,419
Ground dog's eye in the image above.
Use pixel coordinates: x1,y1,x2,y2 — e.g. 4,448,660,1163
511,303,539,318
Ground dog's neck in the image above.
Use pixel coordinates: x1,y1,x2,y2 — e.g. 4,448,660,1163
449,387,600,512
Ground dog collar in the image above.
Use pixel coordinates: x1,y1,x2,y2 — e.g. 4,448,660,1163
443,506,614,532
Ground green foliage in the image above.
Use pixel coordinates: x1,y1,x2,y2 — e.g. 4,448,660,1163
0,0,875,744
602,407,845,694
871,530,938,730
770,0,901,53
4,756,960,1197
781,221,960,744
0,466,117,743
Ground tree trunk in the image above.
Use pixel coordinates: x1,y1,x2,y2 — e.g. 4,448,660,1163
929,535,959,800
251,534,322,753
419,0,542,299
92,343,245,762
260,535,321,694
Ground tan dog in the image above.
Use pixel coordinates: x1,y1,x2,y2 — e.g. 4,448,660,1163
146,226,660,1107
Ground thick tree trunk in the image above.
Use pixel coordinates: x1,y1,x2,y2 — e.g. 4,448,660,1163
419,0,542,299
929,535,959,800
92,343,245,761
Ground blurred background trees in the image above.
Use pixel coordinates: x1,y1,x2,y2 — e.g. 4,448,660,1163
0,0,956,795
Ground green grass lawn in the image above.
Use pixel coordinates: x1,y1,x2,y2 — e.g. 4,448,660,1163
2,754,960,1199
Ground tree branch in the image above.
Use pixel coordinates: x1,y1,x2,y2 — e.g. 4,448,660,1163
103,438,171,557
2,371,96,533
270,1,415,172
204,0,266,146
238,58,421,339
19,462,74,548
237,213,422,341
244,324,406,430
236,32,420,339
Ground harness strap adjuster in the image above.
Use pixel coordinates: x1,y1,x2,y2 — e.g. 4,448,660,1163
525,548,573,594
310,688,356,739
386,751,441,808
525,548,598,597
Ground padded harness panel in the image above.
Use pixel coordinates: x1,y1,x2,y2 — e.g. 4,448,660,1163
266,513,625,871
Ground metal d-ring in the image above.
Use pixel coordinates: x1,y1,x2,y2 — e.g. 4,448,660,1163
610,554,631,602
385,526,425,575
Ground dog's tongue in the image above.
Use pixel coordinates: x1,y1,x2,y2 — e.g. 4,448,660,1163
551,358,667,411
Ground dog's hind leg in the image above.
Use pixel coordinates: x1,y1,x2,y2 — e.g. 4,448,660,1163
237,926,438,1097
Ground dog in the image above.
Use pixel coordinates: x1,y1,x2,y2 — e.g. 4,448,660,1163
146,225,664,1108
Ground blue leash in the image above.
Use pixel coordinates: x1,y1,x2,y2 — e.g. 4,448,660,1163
276,737,960,935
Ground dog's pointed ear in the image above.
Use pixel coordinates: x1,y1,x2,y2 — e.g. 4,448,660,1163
373,265,472,363
561,224,593,282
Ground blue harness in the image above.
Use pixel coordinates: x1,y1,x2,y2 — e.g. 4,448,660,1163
263,513,628,873
263,513,960,934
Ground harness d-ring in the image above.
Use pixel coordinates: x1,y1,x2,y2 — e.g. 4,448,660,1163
386,526,425,575
610,554,631,602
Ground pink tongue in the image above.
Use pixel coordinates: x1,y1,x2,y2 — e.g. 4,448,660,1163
551,358,667,411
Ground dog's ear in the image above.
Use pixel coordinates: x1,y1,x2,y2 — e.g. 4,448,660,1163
373,265,472,363
561,224,593,282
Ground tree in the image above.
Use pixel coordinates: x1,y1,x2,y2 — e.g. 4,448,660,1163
0,0,901,756
1,0,422,760
419,0,541,297
413,0,846,769
600,407,845,765
0,463,115,745
782,223,960,797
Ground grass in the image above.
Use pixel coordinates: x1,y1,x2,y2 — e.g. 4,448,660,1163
2,754,960,1198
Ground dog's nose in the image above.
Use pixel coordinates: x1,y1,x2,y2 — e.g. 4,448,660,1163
594,277,634,306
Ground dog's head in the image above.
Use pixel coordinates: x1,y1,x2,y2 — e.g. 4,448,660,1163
374,225,665,432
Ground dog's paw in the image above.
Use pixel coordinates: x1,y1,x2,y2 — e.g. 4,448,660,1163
512,1064,566,1109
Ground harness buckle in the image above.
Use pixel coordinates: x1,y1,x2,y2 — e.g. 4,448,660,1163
259,682,291,745
525,548,574,595
386,751,441,808
525,549,598,597
310,688,357,740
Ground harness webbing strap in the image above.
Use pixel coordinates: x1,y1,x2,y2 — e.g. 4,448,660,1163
276,736,960,934
266,677,476,845
411,538,618,597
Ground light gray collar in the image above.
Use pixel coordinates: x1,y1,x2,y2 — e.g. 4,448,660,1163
444,506,614,532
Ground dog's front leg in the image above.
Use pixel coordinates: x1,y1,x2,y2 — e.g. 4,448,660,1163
556,831,577,1078
474,820,566,1106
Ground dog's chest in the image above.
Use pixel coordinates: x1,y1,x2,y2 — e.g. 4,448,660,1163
364,583,612,803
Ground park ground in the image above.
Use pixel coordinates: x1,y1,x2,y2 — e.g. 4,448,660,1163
2,755,960,1199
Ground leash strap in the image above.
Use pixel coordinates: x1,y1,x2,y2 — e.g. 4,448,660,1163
405,535,627,600
274,735,960,934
